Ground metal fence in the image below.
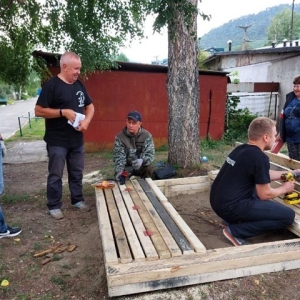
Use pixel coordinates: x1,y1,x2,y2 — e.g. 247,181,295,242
18,111,42,136
228,92,279,120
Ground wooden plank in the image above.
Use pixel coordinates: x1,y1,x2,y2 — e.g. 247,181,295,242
119,184,159,261
169,182,210,193
139,179,194,254
107,238,300,293
131,180,182,257
95,188,119,264
208,170,219,182
270,161,290,172
113,184,145,261
154,176,211,196
154,176,210,187
146,178,206,253
104,188,132,263
164,180,171,198
125,180,171,259
108,259,300,297
265,151,300,170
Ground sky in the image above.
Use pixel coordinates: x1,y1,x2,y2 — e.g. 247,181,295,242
121,0,296,64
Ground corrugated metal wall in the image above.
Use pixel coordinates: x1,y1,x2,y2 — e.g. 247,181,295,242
48,65,228,151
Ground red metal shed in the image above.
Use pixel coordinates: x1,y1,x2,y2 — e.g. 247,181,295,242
33,51,229,151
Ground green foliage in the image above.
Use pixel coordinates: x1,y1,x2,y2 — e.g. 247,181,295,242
229,71,240,84
224,94,257,143
146,0,209,37
201,137,227,150
157,144,168,151
267,8,300,43
44,0,147,73
0,1,44,91
197,49,210,69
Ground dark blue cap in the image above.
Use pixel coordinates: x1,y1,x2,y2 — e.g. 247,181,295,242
127,111,142,122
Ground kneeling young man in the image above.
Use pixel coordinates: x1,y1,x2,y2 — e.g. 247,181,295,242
210,117,297,246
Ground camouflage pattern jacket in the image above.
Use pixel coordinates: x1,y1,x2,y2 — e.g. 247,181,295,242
113,127,155,174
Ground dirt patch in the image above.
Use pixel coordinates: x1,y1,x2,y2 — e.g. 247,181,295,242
1,154,300,300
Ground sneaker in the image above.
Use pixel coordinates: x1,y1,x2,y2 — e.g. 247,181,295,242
0,226,22,239
72,201,90,211
223,226,249,246
49,209,64,220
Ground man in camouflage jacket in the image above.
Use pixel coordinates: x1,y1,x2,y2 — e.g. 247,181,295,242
113,111,155,183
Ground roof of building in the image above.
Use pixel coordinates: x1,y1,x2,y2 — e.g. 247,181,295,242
203,45,300,64
32,50,229,77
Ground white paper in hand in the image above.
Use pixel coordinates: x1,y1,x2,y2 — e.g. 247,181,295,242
68,113,85,128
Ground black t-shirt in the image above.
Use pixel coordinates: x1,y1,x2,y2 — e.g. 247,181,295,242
210,144,270,217
36,76,92,148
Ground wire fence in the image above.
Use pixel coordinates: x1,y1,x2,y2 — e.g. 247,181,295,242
228,92,279,120
18,111,42,136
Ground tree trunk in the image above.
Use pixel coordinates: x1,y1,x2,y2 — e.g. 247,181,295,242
167,0,200,168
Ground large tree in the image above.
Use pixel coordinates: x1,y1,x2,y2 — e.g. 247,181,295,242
167,0,201,167
267,8,300,44
0,1,44,97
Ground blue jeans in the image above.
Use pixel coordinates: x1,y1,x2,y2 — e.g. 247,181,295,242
226,198,295,239
46,145,84,210
0,143,8,232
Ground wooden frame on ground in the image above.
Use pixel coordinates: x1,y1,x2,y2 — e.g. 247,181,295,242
95,150,300,297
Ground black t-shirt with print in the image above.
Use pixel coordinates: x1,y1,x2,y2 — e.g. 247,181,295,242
210,144,270,218
36,76,92,148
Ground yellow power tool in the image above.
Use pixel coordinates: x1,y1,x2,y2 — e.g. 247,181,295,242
281,172,300,204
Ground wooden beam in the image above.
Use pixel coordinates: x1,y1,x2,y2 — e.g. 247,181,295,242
95,188,119,264
113,184,146,261
139,179,194,254
104,188,132,263
131,180,182,257
119,184,159,261
125,180,171,259
146,178,206,253
107,238,300,296
108,259,300,297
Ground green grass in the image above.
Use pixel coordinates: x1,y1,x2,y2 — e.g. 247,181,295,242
1,194,33,204
6,118,45,142
50,275,66,290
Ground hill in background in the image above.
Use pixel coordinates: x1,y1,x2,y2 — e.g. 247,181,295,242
199,4,300,51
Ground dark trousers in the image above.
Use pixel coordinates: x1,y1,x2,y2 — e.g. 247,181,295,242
47,145,84,210
287,142,300,161
132,165,153,178
223,198,295,239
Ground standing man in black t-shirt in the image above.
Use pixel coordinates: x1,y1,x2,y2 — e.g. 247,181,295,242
35,51,94,220
210,117,298,246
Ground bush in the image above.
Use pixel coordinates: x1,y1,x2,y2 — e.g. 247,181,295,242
224,94,257,143
21,93,30,100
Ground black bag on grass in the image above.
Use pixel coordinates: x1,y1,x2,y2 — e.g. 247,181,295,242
153,163,176,180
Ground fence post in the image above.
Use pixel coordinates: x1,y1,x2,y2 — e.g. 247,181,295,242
28,112,32,129
18,116,22,136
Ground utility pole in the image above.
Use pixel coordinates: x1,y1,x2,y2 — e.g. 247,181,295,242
290,0,295,42
237,24,252,50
